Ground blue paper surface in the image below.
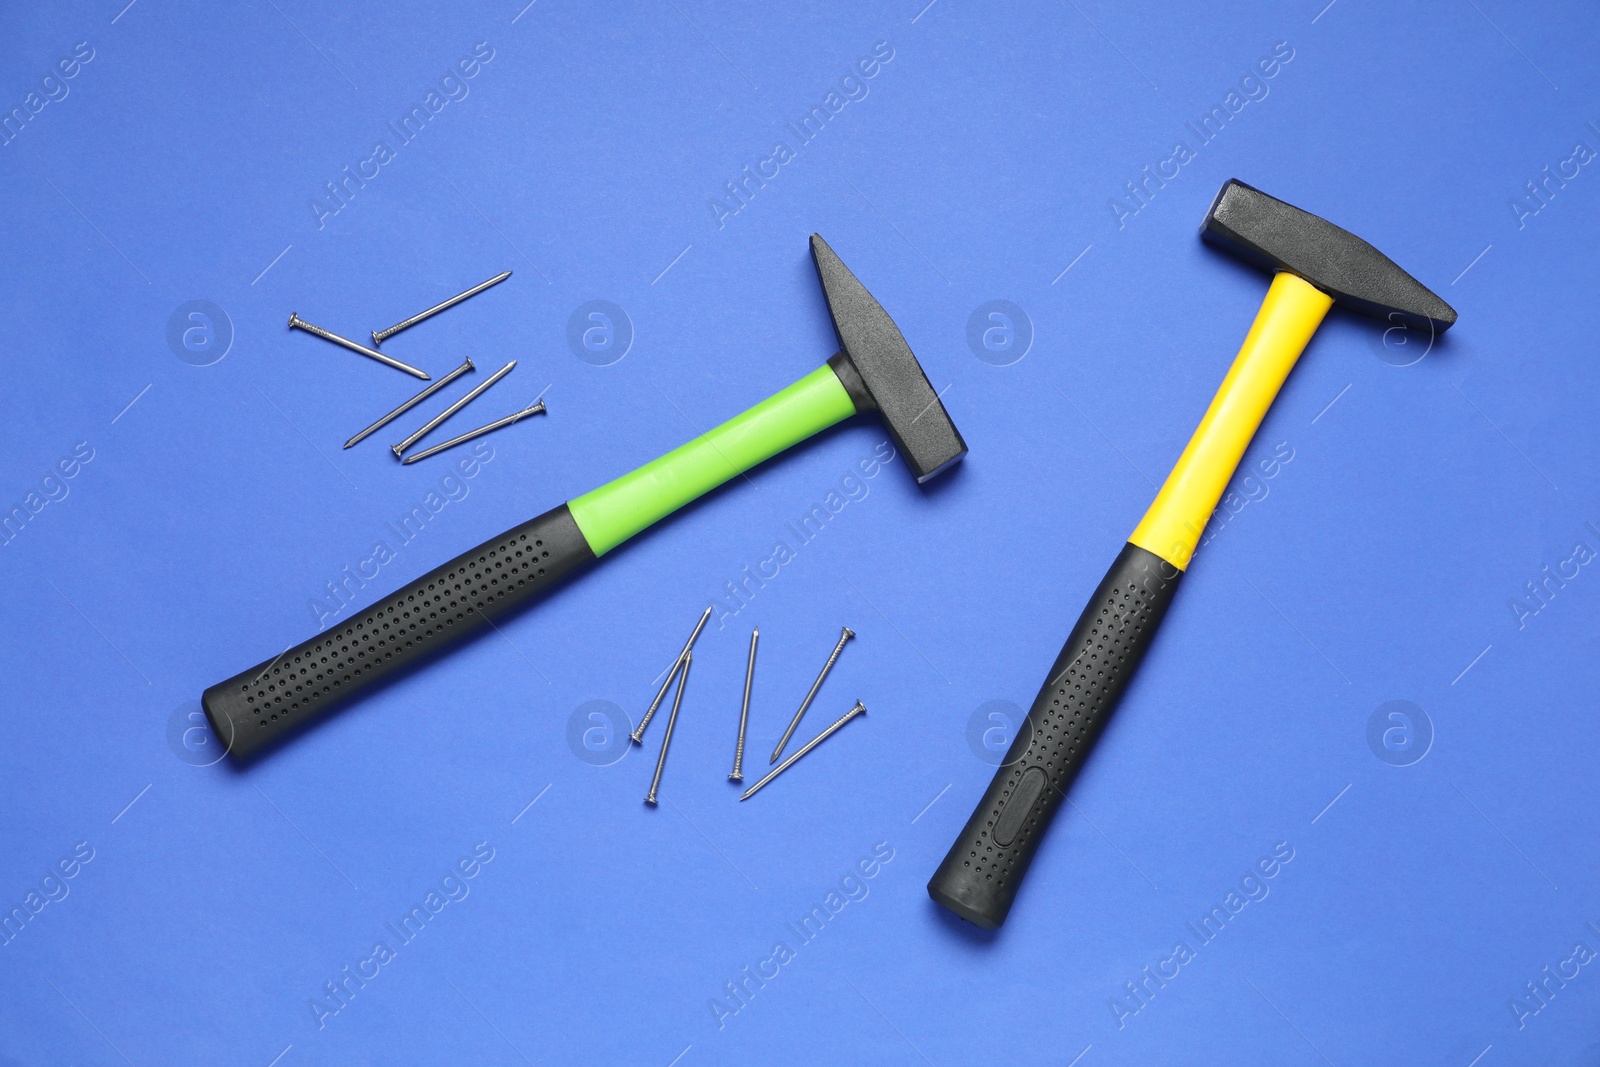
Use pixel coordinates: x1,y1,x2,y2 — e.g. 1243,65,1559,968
2,1,1597,1063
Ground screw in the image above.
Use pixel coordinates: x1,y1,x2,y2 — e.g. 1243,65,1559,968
770,627,854,764
644,652,692,806
631,606,713,744
287,312,430,380
729,627,758,781
372,270,513,346
401,400,546,464
390,359,516,458
343,358,475,449
741,701,865,801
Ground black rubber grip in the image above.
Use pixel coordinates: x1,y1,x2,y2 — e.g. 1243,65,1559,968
203,504,595,761
928,542,1181,929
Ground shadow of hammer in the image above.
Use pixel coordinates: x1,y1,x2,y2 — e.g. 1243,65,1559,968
929,178,1458,931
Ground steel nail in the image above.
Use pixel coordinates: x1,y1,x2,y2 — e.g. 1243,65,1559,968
400,401,545,464
343,358,476,448
729,627,758,781
741,701,866,801
372,271,512,346
631,606,713,744
770,626,854,764
287,312,430,380
645,652,692,806
390,359,516,457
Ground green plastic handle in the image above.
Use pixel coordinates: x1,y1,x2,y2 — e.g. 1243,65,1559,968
568,364,858,556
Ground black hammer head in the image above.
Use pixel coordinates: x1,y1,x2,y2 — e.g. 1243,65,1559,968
811,234,967,483
1201,179,1457,332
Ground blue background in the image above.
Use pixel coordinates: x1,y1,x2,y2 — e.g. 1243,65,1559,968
1,0,1596,1063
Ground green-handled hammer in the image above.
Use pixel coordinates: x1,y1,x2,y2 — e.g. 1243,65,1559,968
203,236,966,760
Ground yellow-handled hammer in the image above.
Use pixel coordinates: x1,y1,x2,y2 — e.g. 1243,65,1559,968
929,179,1458,930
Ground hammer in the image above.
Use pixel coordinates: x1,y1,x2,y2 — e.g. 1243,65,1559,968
928,180,1457,929
204,235,966,761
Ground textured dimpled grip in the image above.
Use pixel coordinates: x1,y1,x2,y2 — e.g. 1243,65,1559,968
202,504,595,762
928,543,1181,930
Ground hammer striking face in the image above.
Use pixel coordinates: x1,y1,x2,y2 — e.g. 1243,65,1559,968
928,179,1457,930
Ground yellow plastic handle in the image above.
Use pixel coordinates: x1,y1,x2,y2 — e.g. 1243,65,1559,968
1129,272,1333,570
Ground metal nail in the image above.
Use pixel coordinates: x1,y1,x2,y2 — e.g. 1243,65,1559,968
343,358,475,448
372,271,512,346
287,312,430,380
741,701,865,801
400,401,545,464
729,627,757,781
390,359,516,457
645,652,692,806
770,627,854,764
631,606,713,744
